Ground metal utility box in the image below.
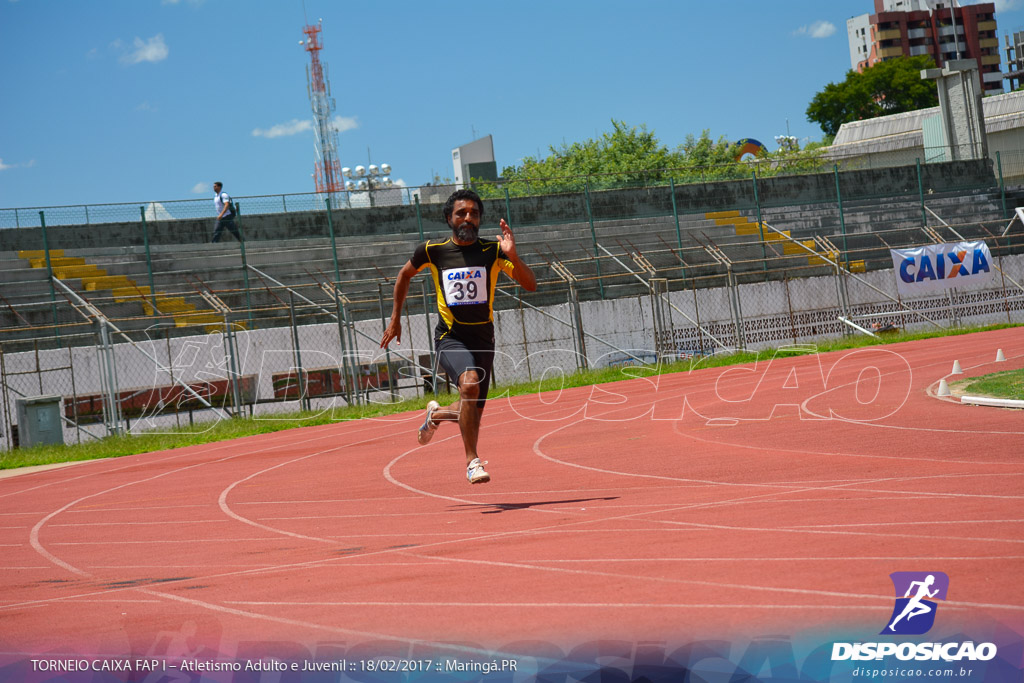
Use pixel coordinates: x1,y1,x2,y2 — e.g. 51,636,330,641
15,395,64,448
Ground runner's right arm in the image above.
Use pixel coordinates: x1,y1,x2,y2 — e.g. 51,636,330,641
380,260,418,347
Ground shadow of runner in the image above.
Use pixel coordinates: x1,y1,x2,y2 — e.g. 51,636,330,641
448,496,619,514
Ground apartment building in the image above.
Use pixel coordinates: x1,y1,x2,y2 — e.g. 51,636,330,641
847,0,1002,93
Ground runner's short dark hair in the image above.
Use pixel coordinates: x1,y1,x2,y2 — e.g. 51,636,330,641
443,189,484,223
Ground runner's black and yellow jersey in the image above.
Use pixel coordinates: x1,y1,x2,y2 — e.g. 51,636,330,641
410,237,516,347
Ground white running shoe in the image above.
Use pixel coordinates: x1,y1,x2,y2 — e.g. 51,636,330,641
417,400,440,445
466,458,490,484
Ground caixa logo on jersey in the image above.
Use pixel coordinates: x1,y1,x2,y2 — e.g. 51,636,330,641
890,241,994,297
881,571,948,635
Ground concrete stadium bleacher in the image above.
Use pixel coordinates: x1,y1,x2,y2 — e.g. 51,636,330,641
1,182,1018,348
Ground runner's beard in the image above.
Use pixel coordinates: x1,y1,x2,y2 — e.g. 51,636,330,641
452,223,479,242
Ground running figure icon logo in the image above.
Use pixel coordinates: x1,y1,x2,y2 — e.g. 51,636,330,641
881,572,950,635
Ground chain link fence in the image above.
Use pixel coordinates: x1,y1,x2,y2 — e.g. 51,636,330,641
2,156,1023,451
2,230,1021,451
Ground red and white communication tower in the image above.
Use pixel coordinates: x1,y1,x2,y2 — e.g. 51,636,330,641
300,19,343,195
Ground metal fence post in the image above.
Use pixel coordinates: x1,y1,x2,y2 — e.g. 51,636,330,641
236,203,254,328
997,151,1007,220
670,177,682,252
517,294,533,382
288,291,310,412
377,283,397,402
567,280,588,370
834,165,849,266
332,289,353,406
414,195,425,241
223,313,243,418
504,186,513,225
420,280,437,395
325,197,341,282
834,263,851,335
650,278,673,361
336,288,361,406
727,267,746,351
584,181,605,300
96,319,123,437
139,206,157,298
0,348,11,450
917,158,927,227
691,280,705,357
752,170,768,275
39,211,61,336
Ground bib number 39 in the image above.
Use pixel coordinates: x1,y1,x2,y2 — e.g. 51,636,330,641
443,267,486,306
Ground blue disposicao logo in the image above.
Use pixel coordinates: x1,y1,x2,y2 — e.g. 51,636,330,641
881,571,949,635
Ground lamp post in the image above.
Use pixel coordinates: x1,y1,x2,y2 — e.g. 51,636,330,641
342,163,394,208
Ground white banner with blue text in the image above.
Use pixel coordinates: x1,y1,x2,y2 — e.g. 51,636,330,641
889,241,994,296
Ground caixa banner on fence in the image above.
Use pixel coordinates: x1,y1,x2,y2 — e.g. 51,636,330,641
889,241,994,296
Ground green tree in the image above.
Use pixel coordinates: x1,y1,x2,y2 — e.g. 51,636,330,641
477,121,742,196
806,56,939,136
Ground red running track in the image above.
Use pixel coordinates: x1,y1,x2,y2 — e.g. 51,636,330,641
1,328,1022,661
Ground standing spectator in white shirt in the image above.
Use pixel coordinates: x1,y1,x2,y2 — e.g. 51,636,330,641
211,181,240,243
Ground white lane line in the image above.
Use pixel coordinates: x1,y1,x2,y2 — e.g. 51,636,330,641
50,538,288,545
643,518,1024,546
48,520,229,527
401,553,1024,613
0,567,54,570
528,555,1024,562
671,417,1024,467
45,529,713,545
381,414,571,515
30,422,380,577
220,600,917,611
216,418,439,544
784,519,1024,529
133,587,543,662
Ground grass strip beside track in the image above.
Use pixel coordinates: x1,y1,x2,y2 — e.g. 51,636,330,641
1,322,1019,470
955,368,1024,401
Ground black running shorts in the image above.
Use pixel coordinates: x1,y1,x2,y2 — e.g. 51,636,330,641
435,335,495,411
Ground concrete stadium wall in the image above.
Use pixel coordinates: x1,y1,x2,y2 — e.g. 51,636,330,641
0,159,996,253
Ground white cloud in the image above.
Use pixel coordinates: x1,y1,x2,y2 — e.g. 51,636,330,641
794,20,836,39
136,101,158,112
252,118,313,138
191,182,209,194
331,115,358,132
121,34,169,64
0,158,33,171
252,115,358,139
993,0,1020,10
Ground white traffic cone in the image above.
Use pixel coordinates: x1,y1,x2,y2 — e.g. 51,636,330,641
937,379,951,396
952,360,963,374
996,349,1006,362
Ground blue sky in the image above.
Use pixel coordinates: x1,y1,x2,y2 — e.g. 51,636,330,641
2,0,1023,209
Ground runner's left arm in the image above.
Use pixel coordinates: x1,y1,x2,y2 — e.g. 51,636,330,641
498,218,537,291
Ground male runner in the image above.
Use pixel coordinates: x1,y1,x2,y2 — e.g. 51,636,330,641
379,189,536,484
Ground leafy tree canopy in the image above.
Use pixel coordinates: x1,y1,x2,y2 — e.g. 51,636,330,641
479,121,745,195
806,55,939,137
471,121,834,198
